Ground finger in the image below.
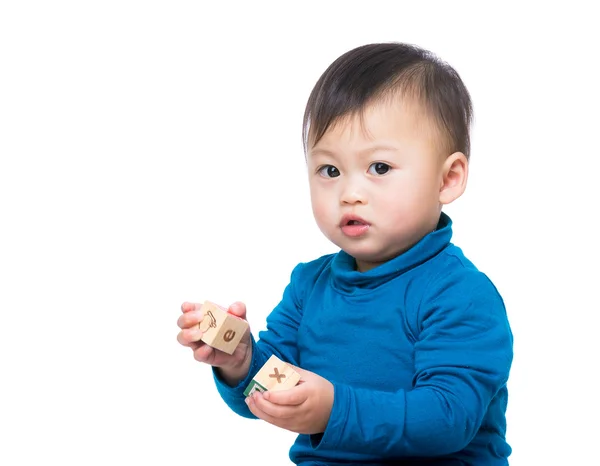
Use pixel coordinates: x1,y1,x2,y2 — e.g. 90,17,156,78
227,301,247,319
188,341,202,351
251,393,298,419
192,344,217,364
177,310,204,329
245,395,285,426
177,327,203,346
177,330,192,347
187,326,204,342
183,341,203,353
263,385,307,406
181,302,204,313
245,395,262,418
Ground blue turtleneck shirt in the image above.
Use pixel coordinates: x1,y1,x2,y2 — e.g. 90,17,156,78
214,213,513,465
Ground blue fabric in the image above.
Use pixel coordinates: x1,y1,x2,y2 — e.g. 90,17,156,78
213,213,513,465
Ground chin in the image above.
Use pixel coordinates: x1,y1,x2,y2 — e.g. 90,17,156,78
348,242,406,262
342,245,386,262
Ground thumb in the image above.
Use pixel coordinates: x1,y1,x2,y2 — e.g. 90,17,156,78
227,301,247,320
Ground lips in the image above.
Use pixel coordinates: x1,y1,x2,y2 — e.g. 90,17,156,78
340,214,369,227
340,214,370,237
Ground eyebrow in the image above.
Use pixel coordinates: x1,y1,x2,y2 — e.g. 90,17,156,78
310,144,399,158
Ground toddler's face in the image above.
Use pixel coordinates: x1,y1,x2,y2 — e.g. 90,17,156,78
306,99,450,271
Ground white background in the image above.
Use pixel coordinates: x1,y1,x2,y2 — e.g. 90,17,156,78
1,1,598,464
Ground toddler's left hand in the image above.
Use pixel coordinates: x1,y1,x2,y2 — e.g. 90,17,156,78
245,366,334,435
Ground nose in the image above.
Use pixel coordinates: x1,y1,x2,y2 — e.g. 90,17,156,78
340,176,367,205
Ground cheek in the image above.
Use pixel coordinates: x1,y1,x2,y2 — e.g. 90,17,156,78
309,186,333,223
310,194,326,219
392,172,440,204
415,176,443,204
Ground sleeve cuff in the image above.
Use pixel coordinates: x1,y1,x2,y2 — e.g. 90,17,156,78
212,336,268,418
310,382,349,450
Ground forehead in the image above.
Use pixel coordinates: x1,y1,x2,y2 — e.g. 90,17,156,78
308,95,443,155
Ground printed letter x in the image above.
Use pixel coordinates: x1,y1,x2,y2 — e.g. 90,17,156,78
269,368,286,383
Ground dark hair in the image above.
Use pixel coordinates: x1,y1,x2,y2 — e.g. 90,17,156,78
302,42,474,159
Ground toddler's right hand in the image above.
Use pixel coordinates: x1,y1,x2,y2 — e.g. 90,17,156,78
177,301,252,379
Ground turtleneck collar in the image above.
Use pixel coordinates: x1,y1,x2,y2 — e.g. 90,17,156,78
329,212,453,294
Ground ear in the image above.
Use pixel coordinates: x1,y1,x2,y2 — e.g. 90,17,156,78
439,152,468,205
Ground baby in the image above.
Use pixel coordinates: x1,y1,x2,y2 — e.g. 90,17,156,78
178,42,513,465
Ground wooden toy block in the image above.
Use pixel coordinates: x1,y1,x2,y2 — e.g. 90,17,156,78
197,300,249,355
244,354,301,397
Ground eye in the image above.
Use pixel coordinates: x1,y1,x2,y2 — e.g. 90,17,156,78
368,162,391,175
317,165,341,178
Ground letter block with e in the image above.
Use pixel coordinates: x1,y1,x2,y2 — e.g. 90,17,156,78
197,300,249,355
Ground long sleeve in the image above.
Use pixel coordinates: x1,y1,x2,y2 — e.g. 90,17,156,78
311,270,513,457
213,262,307,418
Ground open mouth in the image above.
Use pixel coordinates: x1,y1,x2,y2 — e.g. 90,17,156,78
340,215,369,227
340,216,370,237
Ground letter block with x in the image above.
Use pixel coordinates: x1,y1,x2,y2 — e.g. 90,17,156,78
197,300,249,355
244,354,301,397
